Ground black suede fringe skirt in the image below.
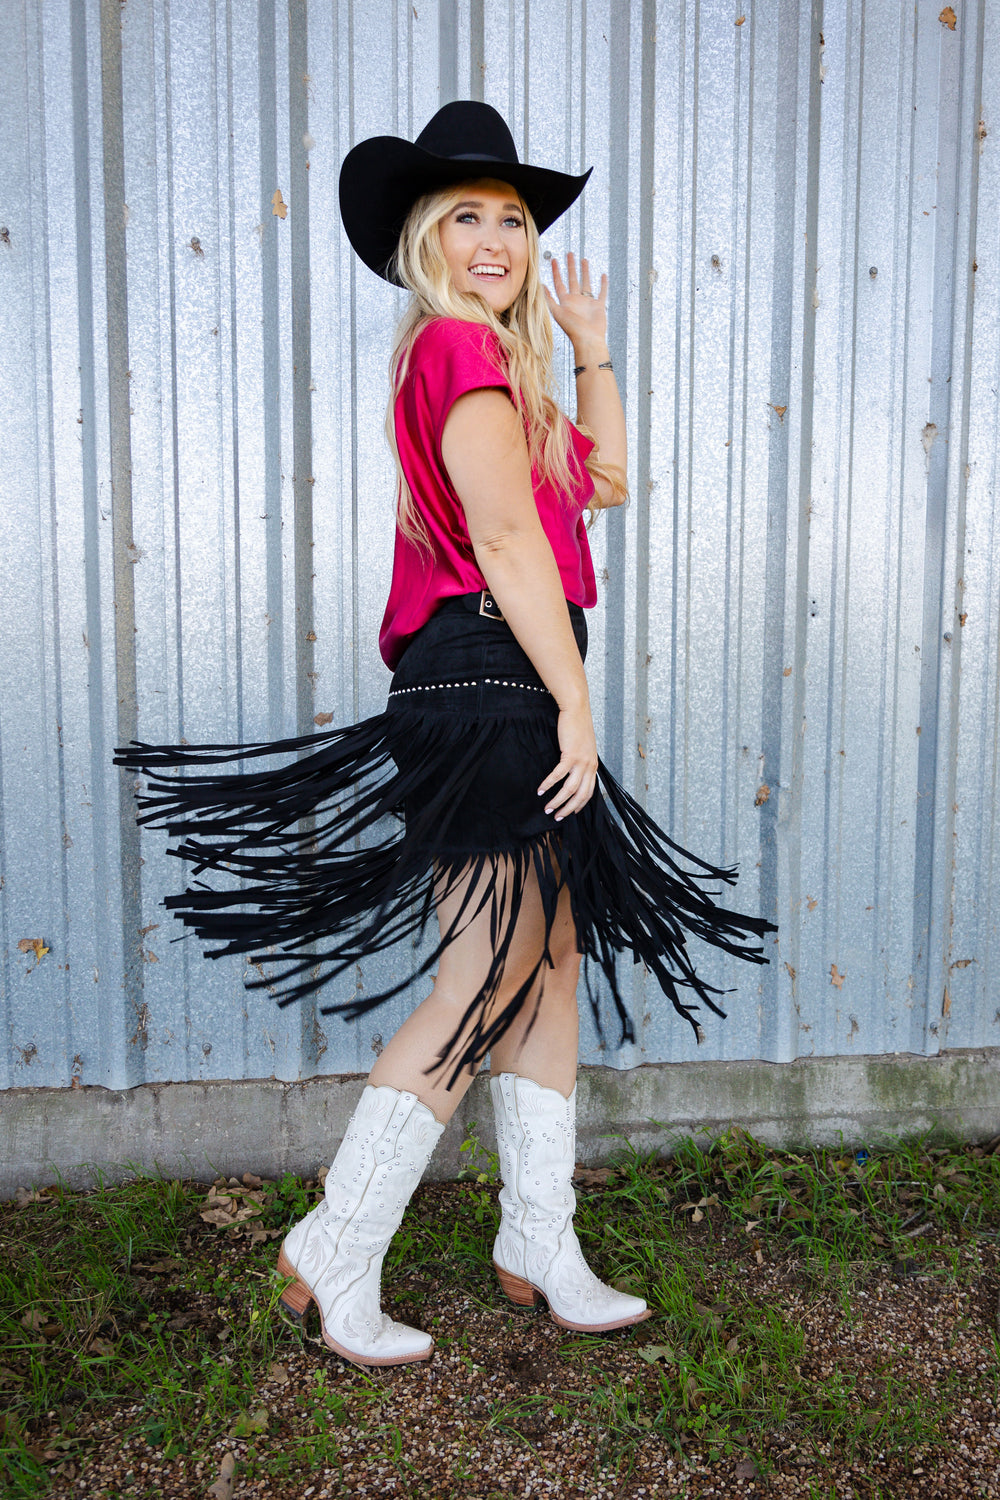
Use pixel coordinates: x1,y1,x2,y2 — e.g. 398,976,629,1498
115,596,776,1086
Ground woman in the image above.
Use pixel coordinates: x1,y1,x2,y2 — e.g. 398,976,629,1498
116,102,774,1369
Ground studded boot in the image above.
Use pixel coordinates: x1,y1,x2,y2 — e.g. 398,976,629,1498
490,1072,651,1332
277,1084,444,1366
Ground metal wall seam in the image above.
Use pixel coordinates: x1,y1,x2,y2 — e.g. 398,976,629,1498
947,0,998,1050
919,0,983,1055
100,0,145,1087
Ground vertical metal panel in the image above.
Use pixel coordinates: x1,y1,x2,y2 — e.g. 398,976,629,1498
1,0,997,1093
949,0,999,1050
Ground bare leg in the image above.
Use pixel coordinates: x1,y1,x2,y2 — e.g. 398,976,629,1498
488,880,579,1096
368,857,580,1122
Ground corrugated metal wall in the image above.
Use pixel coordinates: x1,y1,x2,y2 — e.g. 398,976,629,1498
2,0,997,1093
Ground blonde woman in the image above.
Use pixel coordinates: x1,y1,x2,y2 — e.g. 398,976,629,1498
117,103,774,1369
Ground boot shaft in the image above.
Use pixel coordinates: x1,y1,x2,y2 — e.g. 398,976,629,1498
490,1073,577,1237
323,1084,444,1252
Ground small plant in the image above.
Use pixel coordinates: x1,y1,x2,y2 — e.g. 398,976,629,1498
457,1124,499,1184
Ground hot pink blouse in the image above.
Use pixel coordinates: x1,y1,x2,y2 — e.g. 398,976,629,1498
378,317,598,670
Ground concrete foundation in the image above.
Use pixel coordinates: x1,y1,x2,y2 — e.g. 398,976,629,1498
2,1048,998,1198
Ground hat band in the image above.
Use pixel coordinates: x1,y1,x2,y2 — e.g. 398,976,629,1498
448,151,512,164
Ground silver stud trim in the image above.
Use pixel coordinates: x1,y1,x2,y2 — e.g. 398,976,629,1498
387,678,551,700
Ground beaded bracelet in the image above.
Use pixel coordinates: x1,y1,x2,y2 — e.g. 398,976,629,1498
573,360,614,377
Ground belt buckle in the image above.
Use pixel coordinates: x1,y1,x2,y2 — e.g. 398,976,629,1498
479,590,504,622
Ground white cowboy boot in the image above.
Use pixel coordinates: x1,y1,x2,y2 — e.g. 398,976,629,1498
490,1072,651,1332
277,1084,443,1367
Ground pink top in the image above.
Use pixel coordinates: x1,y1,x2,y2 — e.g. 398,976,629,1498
379,317,598,670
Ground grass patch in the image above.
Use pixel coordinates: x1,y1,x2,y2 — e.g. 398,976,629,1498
1,1131,997,1496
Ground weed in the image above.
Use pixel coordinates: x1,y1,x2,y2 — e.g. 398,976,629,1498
457,1123,500,1184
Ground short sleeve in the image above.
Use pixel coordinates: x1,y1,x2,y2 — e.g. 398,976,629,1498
412,318,514,446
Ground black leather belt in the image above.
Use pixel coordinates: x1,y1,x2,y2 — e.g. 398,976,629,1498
436,590,506,622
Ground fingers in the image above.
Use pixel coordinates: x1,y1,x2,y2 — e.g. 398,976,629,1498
550,252,607,307
537,759,598,820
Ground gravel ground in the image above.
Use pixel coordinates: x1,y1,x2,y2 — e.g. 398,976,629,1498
23,1181,1000,1500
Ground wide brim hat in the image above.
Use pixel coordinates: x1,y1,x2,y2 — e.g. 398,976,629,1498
339,101,591,285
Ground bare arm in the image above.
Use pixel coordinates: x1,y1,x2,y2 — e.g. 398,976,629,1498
545,253,626,508
441,387,597,819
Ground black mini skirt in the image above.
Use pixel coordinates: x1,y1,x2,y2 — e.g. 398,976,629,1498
115,594,775,1084
386,594,586,850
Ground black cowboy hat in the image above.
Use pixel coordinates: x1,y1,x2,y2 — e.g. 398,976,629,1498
339,100,591,285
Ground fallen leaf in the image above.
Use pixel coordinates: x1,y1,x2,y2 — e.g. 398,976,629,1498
770,403,787,420
199,1208,239,1227
314,712,334,726
13,1187,47,1207
939,5,956,29
735,14,746,24
941,987,951,1017
573,1166,616,1186
806,895,818,911
242,1172,263,1189
678,1194,718,1222
637,1344,675,1364
17,938,49,964
830,963,845,989
735,1455,760,1481
208,1451,238,1500
754,783,770,806
267,1362,290,1385
21,1309,48,1332
272,188,287,219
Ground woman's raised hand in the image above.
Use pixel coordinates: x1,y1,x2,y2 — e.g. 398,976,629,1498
544,252,608,349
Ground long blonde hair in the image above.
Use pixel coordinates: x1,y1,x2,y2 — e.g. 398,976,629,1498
385,179,627,553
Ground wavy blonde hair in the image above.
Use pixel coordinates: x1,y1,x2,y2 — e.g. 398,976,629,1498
385,178,627,553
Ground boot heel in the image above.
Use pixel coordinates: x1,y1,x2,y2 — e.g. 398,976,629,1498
277,1246,314,1321
494,1261,543,1308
